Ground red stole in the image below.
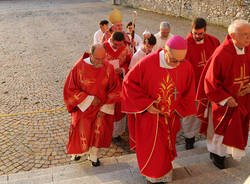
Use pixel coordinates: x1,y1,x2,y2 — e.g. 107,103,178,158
122,49,196,178
63,53,121,154
186,33,220,89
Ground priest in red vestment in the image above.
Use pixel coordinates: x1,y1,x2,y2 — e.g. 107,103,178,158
183,18,220,150
102,9,131,46
63,44,121,166
103,31,132,140
122,36,196,183
196,19,250,169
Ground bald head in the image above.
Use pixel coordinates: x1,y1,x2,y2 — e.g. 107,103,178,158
90,44,105,55
90,44,106,68
228,19,250,48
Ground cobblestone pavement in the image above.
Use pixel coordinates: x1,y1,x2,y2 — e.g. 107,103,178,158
0,0,227,175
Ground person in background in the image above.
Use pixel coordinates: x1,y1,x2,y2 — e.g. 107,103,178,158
183,17,220,150
196,19,250,169
63,44,121,167
93,20,109,44
153,21,174,51
129,33,156,69
126,21,142,52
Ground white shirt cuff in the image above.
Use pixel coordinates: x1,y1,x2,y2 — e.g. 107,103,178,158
100,104,115,115
77,95,94,112
219,97,231,106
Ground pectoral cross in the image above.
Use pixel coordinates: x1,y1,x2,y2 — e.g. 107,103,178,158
197,51,207,68
172,88,178,100
234,64,250,89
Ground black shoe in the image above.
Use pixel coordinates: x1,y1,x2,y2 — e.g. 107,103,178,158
210,152,225,169
74,155,81,161
113,135,122,142
210,152,213,159
91,159,100,167
185,137,195,150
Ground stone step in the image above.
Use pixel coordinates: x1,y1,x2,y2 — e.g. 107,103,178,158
1,140,250,184
5,153,249,184
173,156,250,184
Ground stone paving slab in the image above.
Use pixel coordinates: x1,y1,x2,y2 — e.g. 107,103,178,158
1,152,249,184
0,0,228,176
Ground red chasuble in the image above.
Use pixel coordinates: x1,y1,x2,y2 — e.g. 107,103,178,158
64,53,121,154
186,33,220,89
197,35,250,150
103,41,132,122
122,49,196,179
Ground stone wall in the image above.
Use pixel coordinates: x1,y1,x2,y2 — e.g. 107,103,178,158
121,0,250,27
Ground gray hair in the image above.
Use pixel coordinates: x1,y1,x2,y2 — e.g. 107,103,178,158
90,43,105,55
228,19,249,34
160,21,170,30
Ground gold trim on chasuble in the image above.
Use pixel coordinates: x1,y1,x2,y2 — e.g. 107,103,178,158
80,132,88,152
214,105,229,132
141,114,159,172
197,50,207,68
79,70,96,86
157,74,175,116
94,112,104,135
141,74,175,173
215,64,250,131
233,64,250,91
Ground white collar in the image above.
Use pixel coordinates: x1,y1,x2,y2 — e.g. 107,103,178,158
83,57,93,65
159,50,175,69
138,47,147,54
108,38,118,52
232,42,245,55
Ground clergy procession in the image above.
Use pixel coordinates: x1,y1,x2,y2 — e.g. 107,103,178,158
63,7,250,184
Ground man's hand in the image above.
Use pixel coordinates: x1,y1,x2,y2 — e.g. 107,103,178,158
227,97,238,107
238,84,250,96
97,111,104,117
147,103,160,114
91,96,101,106
115,68,123,75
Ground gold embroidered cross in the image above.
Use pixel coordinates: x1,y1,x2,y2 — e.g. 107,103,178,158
172,88,178,101
197,51,207,68
80,135,88,151
234,64,250,89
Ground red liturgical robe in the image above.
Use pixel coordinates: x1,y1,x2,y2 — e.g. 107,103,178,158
103,41,132,121
64,53,121,154
197,35,250,150
186,33,220,89
122,49,196,178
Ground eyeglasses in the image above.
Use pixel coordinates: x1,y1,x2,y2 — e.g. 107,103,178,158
192,32,205,37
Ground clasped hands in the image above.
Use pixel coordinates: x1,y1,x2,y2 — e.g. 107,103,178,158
238,84,250,97
227,84,250,108
91,96,101,106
